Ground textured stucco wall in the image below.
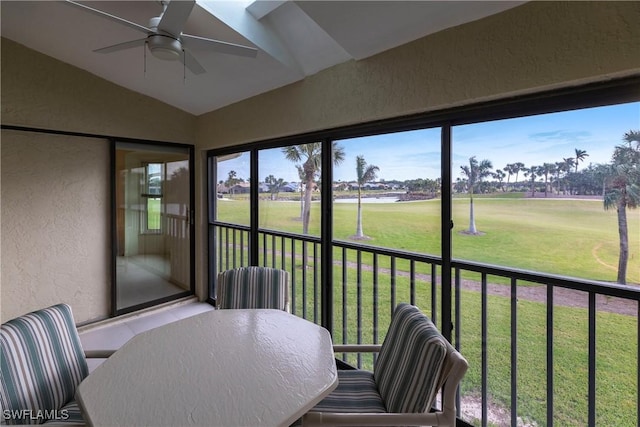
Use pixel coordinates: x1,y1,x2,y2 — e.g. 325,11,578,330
1,38,196,143
1,130,110,323
0,38,198,323
195,1,640,148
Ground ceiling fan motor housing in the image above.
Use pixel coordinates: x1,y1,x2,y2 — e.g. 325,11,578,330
148,34,182,60
147,15,182,61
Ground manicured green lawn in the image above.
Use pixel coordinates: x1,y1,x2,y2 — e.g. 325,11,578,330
219,195,639,283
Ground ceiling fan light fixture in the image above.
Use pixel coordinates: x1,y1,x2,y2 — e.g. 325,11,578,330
148,34,182,61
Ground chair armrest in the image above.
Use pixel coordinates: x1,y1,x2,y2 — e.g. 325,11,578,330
333,344,382,353
302,411,446,427
84,349,116,359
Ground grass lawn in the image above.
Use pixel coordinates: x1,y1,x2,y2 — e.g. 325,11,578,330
218,195,639,283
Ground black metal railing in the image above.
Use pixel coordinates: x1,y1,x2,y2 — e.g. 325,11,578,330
211,223,639,427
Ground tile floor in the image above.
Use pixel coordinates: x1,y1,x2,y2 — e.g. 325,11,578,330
78,299,215,372
116,255,188,310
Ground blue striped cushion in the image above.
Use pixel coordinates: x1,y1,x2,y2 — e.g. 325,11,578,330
1,304,88,425
312,370,387,413
217,267,289,310
373,303,447,413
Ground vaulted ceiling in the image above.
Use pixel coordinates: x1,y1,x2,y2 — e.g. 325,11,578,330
1,1,524,115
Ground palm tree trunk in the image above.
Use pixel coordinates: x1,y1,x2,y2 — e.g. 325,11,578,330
299,188,304,219
468,193,477,234
302,179,313,234
616,202,628,284
356,187,363,237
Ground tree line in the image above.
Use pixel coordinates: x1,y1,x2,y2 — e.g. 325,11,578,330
459,130,639,285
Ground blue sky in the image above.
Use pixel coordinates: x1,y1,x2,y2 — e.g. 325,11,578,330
216,102,639,183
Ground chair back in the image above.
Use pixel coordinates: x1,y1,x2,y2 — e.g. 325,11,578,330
216,266,290,311
374,303,448,413
1,304,88,425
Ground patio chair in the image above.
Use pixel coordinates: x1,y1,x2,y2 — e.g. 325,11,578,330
216,266,290,311
302,303,468,427
1,303,114,425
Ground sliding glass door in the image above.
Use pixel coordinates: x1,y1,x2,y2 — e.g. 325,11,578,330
113,141,194,314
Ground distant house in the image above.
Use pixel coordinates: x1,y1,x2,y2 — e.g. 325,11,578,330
282,183,300,192
365,182,389,190
230,183,251,194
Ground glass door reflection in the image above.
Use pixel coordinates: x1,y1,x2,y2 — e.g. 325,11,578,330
114,142,193,313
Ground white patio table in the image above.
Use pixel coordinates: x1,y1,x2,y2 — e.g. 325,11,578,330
76,309,338,427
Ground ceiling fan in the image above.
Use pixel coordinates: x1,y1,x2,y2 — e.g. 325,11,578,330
65,0,258,75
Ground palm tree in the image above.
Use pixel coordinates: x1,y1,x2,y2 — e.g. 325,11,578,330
265,175,286,201
574,148,589,173
504,163,515,189
460,156,493,234
524,165,542,197
282,142,345,234
562,157,575,194
604,130,640,284
592,163,614,197
512,162,525,188
541,163,556,197
354,155,379,239
492,169,506,192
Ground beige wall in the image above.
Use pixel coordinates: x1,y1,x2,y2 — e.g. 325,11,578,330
2,1,639,323
1,130,110,323
1,38,197,323
1,38,197,143
196,1,640,148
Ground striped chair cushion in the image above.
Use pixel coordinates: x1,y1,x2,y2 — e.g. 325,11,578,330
311,370,387,413
373,303,447,414
42,400,84,425
217,267,289,310
1,304,88,425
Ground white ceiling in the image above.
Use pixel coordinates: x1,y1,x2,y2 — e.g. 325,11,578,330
1,1,525,116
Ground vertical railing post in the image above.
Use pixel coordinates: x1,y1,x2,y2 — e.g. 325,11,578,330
342,247,348,352
302,241,308,319
511,277,518,427
481,273,488,427
547,285,554,427
357,250,363,368
588,292,596,427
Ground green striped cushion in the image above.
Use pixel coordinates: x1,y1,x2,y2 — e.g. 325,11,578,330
217,267,289,310
373,303,447,413
312,370,387,413
1,304,88,425
42,400,84,425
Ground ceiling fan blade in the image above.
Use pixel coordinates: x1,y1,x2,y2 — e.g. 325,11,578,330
158,0,195,37
94,38,147,54
182,49,206,75
64,1,150,35
181,34,258,58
